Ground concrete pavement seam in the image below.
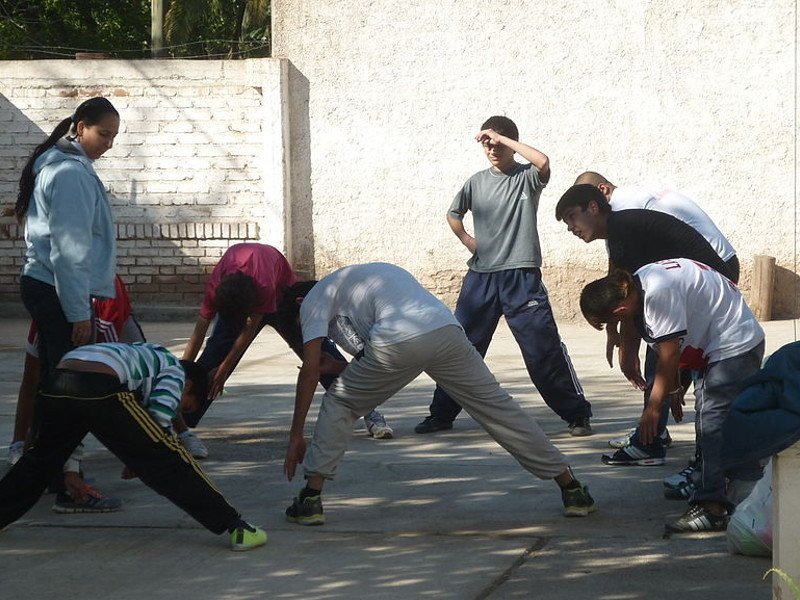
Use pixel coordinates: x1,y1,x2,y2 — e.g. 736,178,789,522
473,536,549,600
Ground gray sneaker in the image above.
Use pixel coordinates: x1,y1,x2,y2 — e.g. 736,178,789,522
179,430,209,459
561,481,597,517
364,410,393,439
52,485,123,514
286,492,325,526
7,441,24,466
568,417,593,437
663,462,696,490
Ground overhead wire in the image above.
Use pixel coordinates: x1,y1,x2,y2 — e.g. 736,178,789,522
4,38,270,59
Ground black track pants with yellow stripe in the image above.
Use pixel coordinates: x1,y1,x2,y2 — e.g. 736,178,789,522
0,370,240,533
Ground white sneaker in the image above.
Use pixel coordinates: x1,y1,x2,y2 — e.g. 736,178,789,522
7,441,24,466
179,431,209,459
364,410,393,439
608,428,672,449
607,428,636,449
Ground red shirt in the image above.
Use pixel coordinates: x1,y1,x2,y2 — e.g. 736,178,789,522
199,243,297,320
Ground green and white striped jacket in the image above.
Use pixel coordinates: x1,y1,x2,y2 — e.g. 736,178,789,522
61,342,185,428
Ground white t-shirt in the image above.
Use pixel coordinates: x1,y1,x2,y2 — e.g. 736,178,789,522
611,186,736,261
300,263,461,347
636,259,763,369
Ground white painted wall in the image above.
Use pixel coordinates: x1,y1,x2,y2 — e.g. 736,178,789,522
773,442,800,599
273,0,797,318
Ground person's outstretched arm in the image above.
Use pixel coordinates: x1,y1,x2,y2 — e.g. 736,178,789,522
183,317,211,361
284,337,324,481
207,314,261,399
640,338,681,445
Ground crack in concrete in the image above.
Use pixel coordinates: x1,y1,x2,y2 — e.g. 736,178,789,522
473,537,549,600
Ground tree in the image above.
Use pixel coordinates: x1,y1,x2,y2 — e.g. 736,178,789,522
0,0,151,59
0,0,270,60
162,0,269,58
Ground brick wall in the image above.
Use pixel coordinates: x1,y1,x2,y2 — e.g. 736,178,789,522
0,59,290,316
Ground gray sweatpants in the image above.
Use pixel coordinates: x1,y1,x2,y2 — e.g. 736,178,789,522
691,340,765,506
302,325,570,480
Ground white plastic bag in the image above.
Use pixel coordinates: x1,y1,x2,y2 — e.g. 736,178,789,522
727,460,773,557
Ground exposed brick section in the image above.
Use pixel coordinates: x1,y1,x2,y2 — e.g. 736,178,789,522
0,60,284,312
0,221,259,309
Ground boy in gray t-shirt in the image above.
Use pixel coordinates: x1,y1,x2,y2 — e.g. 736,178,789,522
415,116,593,436
279,263,596,524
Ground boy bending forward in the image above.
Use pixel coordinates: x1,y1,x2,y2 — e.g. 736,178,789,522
0,342,266,551
280,262,596,525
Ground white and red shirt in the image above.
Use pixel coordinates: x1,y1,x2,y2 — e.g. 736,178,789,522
26,275,136,358
635,258,763,370
611,185,736,262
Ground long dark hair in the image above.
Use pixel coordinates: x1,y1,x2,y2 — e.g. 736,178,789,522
15,97,119,223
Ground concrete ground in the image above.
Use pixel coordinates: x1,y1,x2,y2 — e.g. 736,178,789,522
0,317,795,599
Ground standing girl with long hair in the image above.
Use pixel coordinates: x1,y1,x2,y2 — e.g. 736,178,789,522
15,96,122,512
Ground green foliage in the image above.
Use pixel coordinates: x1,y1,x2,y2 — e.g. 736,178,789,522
162,0,270,58
0,0,270,59
0,0,151,59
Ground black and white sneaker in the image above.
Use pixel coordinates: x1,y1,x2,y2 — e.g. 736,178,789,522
568,417,593,437
601,445,665,466
664,480,695,500
608,428,672,449
665,505,728,534
663,463,696,490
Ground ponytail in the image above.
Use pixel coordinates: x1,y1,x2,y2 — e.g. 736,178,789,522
579,268,634,330
15,117,72,223
14,96,119,224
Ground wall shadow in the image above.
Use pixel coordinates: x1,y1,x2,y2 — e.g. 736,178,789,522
285,62,315,279
0,93,40,315
773,265,800,319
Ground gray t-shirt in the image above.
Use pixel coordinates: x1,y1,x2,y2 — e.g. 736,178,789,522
300,263,461,347
449,163,545,273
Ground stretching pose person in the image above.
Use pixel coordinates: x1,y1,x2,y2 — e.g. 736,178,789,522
580,259,764,533
0,342,267,551
280,263,596,525
179,243,392,458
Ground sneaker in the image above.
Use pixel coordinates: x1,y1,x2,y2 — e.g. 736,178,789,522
286,492,325,526
664,481,695,500
229,521,267,552
665,505,728,534
601,445,666,466
179,430,209,459
568,417,593,437
561,481,597,517
364,410,393,439
663,463,696,490
7,441,24,466
608,428,672,449
52,485,123,514
414,415,453,434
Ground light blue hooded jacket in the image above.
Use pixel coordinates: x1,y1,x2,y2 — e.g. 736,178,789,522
22,138,116,322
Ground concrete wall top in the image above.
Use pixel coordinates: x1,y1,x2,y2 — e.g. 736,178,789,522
0,58,287,225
